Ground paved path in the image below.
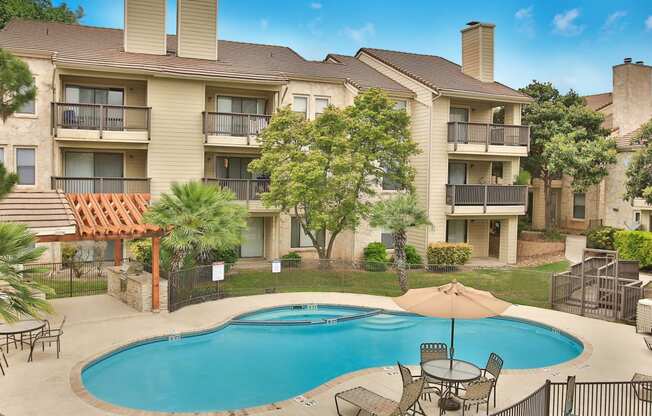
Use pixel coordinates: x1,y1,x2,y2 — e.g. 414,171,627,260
565,234,587,264
1,293,650,416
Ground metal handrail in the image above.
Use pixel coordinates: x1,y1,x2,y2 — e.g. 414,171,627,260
202,111,272,139
202,177,270,201
51,176,151,194
445,184,528,213
51,102,151,140
447,121,530,151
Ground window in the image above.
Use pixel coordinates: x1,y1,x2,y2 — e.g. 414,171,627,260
292,96,308,119
446,220,467,243
216,96,266,115
393,100,407,111
0,147,4,165
573,193,586,219
381,228,394,249
635,212,641,223
491,162,503,180
291,217,325,248
449,107,470,122
17,84,36,115
16,148,36,185
381,165,401,191
314,97,329,118
215,156,258,179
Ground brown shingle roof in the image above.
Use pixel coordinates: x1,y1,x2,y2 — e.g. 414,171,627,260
0,191,76,235
357,48,530,100
583,92,613,112
0,20,410,94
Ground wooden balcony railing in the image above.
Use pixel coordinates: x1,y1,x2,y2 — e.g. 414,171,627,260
51,102,151,139
447,122,530,151
51,176,150,194
446,184,528,213
202,112,272,139
202,178,270,201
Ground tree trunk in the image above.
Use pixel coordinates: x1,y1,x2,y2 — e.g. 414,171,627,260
394,229,409,293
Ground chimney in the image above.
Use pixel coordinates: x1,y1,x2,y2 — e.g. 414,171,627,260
176,0,218,60
124,0,167,55
624,57,632,64
461,21,495,83
613,60,652,135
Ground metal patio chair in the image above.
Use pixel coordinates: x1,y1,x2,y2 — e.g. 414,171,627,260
419,342,448,400
451,378,493,415
0,351,7,376
644,336,652,351
27,317,65,362
632,373,652,403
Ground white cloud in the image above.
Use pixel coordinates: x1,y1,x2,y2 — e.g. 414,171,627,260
343,22,375,44
260,18,269,30
646,15,652,31
514,6,535,38
602,10,627,33
553,8,585,36
310,2,322,9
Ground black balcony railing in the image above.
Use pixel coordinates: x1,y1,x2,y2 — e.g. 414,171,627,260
202,112,271,138
446,184,528,213
51,176,150,194
51,102,151,139
448,122,530,151
203,178,270,201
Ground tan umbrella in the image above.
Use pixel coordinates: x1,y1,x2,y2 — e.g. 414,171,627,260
394,280,512,369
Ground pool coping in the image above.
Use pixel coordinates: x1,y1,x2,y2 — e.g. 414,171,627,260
70,303,593,416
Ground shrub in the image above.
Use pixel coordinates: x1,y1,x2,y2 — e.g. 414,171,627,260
614,230,652,269
204,247,238,265
363,242,389,272
426,242,472,266
61,244,78,268
586,226,619,250
542,228,565,242
129,239,152,266
280,251,301,268
389,245,423,268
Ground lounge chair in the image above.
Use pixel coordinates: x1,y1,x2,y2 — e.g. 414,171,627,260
0,351,7,376
451,379,493,415
419,342,448,400
27,317,65,362
645,337,652,351
335,372,426,416
632,373,652,403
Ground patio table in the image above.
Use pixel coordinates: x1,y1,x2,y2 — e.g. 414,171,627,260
0,320,46,353
421,358,481,414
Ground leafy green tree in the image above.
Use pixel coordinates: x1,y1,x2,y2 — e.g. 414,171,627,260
521,81,616,230
0,162,18,198
143,181,248,272
0,0,83,29
633,118,652,145
250,88,418,260
624,140,652,205
369,193,430,293
0,49,37,122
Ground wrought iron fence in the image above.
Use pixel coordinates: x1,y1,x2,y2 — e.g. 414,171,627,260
491,379,652,416
23,260,112,298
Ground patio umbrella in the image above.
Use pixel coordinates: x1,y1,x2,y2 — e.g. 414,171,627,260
394,280,512,369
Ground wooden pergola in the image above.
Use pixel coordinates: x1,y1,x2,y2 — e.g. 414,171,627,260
36,193,164,311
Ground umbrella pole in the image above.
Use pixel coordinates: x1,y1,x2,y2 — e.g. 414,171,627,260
449,318,455,370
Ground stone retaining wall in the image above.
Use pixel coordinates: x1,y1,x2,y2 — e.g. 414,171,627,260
518,239,565,258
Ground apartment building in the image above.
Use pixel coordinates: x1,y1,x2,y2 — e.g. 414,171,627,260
0,1,531,264
529,59,652,233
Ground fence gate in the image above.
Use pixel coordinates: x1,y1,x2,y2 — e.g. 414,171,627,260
24,261,110,298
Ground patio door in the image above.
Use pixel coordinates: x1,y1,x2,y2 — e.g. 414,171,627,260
450,107,470,143
489,220,500,258
448,162,467,185
241,218,264,258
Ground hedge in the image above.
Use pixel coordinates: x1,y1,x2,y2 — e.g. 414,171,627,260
280,251,301,268
426,242,472,266
363,242,389,272
586,226,619,250
614,230,652,269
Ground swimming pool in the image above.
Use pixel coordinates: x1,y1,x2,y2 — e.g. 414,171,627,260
81,304,583,413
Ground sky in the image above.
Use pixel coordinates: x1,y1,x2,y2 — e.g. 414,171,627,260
54,0,652,95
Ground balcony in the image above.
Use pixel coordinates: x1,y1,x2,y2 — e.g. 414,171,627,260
51,103,151,143
447,122,529,156
203,178,271,200
51,177,150,194
203,112,271,147
446,184,527,215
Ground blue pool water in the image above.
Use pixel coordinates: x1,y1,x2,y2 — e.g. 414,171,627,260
82,305,583,413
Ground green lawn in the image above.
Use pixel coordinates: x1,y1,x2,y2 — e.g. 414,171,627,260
219,261,569,309
32,277,107,299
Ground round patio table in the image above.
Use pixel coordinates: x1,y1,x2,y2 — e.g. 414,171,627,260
421,358,482,414
0,320,46,353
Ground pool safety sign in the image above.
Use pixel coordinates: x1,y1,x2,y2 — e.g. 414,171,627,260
212,262,225,281
272,260,281,273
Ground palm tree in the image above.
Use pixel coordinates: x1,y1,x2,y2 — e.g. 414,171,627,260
144,181,248,272
0,223,54,322
369,193,431,293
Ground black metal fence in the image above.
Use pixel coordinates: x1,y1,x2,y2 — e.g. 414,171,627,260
24,261,112,298
492,379,652,416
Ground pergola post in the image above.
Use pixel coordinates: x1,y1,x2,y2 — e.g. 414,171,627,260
151,236,161,312
114,239,123,266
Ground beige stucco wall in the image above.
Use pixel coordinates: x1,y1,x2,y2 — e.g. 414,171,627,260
461,24,494,82
467,219,489,257
499,216,518,264
613,63,652,136
147,78,205,196
176,0,218,61
603,151,638,229
124,0,166,55
1,56,55,192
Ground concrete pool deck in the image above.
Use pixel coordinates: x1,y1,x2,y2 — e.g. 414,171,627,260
1,293,650,416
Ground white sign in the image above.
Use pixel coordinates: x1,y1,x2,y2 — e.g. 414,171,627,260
272,260,281,273
212,262,225,281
